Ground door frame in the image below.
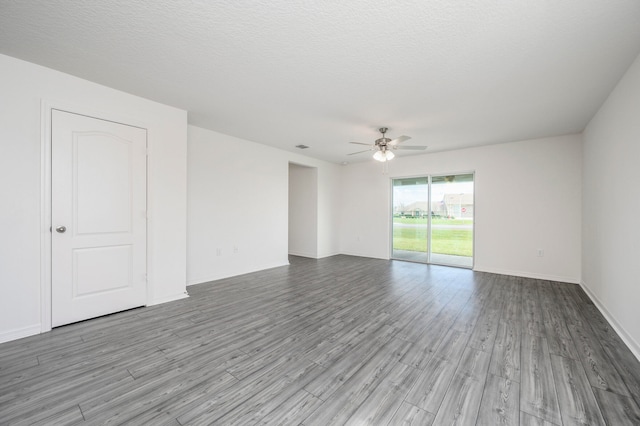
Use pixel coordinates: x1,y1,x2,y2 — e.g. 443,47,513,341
40,100,150,332
389,171,476,269
388,174,430,262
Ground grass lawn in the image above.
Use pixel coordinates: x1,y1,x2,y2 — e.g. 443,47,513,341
393,226,473,257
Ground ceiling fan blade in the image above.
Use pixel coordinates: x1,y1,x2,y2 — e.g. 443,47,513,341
347,149,374,155
349,141,373,146
394,145,427,150
388,135,411,146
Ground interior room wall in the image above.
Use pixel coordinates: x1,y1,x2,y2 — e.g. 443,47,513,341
288,164,318,258
316,164,341,258
187,125,340,285
582,52,640,356
0,54,188,343
339,134,583,283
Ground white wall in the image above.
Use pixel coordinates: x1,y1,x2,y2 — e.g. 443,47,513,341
0,54,188,343
187,125,340,285
289,164,318,258
582,52,640,356
317,161,341,258
339,134,583,283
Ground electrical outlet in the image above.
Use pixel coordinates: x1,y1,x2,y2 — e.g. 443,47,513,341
233,246,238,254
537,249,544,257
216,248,222,256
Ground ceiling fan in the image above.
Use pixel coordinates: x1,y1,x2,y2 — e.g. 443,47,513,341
348,127,427,162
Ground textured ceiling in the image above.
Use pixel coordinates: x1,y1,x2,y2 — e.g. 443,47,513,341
1,1,640,163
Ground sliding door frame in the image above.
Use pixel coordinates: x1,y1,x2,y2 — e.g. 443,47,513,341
389,171,475,269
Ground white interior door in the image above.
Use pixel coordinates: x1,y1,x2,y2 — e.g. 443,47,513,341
51,109,147,327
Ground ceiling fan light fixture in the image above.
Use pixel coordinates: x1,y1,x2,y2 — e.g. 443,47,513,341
373,150,394,162
373,150,386,162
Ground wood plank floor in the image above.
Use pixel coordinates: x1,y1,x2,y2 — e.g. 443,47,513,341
1,255,640,425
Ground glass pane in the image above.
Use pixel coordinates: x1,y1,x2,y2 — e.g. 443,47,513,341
430,174,474,267
392,177,429,262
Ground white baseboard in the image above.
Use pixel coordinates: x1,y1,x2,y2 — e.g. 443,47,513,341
473,265,579,284
0,324,41,344
187,261,290,286
317,252,341,259
147,292,189,306
288,251,341,259
339,251,390,261
288,250,317,258
580,280,640,362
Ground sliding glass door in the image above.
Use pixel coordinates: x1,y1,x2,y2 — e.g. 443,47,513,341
430,174,474,267
392,173,474,268
392,177,429,263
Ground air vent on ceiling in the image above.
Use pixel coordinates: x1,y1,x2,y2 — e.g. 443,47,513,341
295,144,309,149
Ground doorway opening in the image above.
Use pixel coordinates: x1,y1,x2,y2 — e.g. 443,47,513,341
288,163,318,258
391,173,474,268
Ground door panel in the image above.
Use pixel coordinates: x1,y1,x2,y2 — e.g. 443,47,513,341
52,110,147,327
392,177,429,263
75,133,133,234
74,245,132,297
430,174,474,268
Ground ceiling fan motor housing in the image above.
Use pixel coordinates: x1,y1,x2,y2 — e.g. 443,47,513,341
375,127,391,150
375,137,391,150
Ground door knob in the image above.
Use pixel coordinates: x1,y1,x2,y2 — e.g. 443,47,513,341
55,226,66,233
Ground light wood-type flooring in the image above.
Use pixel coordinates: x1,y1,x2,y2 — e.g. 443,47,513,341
1,255,640,425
